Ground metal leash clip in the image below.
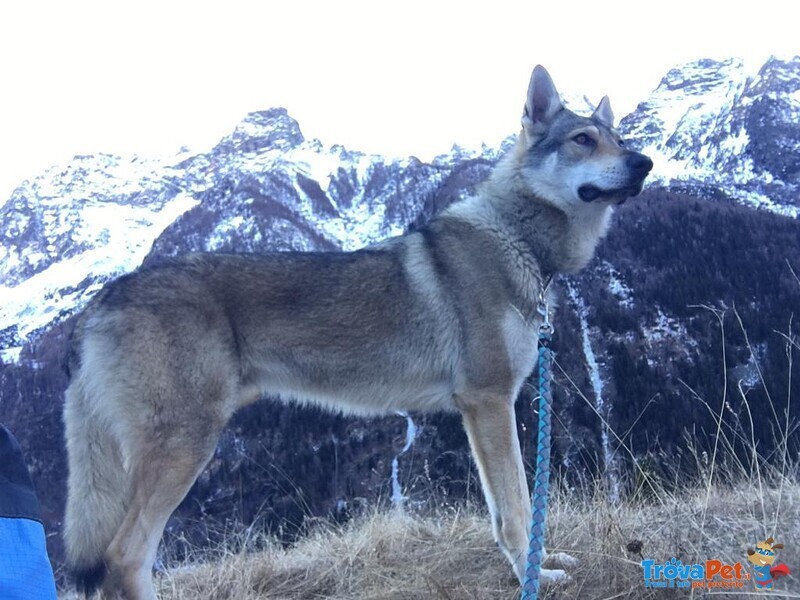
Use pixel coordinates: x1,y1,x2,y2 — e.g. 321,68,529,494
537,300,553,336
537,274,554,337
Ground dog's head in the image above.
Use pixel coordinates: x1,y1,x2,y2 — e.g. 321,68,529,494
517,65,652,210
747,537,784,567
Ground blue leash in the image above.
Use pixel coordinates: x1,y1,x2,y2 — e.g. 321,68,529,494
521,298,554,599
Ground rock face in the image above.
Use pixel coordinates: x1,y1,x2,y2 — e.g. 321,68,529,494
0,107,500,361
1,57,798,573
619,56,800,214
4,57,799,360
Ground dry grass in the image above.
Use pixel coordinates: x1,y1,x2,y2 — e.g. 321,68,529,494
155,505,512,600
550,481,800,599
141,477,800,600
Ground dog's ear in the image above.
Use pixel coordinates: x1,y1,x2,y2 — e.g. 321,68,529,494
773,543,784,550
766,537,775,545
592,96,614,127
747,548,755,555
522,65,563,136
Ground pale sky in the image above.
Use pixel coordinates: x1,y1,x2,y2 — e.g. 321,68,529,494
1,0,797,203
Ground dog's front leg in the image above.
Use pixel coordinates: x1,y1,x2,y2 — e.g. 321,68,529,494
457,389,568,586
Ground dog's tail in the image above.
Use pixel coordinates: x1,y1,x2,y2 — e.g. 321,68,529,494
63,374,130,596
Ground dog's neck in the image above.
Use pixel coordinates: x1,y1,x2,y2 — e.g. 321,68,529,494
528,198,612,274
471,173,612,275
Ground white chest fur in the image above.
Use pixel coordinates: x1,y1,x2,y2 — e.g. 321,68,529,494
502,306,540,393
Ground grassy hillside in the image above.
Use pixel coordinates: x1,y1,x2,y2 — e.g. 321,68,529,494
58,476,798,599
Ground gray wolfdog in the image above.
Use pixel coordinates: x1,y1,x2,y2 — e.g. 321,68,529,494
64,66,652,598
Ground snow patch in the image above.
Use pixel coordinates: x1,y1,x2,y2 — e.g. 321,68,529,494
567,282,618,502
641,307,697,365
0,347,22,363
0,193,199,344
604,262,634,308
390,411,418,509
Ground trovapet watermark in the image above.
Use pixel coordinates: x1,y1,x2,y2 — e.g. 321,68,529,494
641,558,748,590
641,536,791,591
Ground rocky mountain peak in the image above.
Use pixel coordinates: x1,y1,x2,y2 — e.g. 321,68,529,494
217,108,306,155
659,57,744,92
753,55,800,90
619,55,800,215
2,56,800,363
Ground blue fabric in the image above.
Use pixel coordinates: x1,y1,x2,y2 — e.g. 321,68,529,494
0,518,57,599
0,424,57,599
0,425,41,521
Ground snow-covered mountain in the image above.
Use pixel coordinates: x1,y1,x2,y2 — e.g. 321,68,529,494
3,55,799,362
0,154,199,361
0,108,499,362
619,55,800,216
3,56,800,363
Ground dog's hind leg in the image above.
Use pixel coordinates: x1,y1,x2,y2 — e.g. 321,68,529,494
102,415,224,600
456,389,568,586
98,356,237,600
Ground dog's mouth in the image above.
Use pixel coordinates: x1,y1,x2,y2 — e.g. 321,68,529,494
578,152,654,204
577,184,604,202
578,182,645,203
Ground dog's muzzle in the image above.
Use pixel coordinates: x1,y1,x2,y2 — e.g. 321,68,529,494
626,151,654,181
578,151,654,203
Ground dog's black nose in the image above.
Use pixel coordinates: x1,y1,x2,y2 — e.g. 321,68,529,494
626,152,653,176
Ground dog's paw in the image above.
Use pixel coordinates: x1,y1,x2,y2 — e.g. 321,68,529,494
544,551,579,570
540,567,571,586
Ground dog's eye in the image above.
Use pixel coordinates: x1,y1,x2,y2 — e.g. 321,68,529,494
573,133,592,146
618,139,626,147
